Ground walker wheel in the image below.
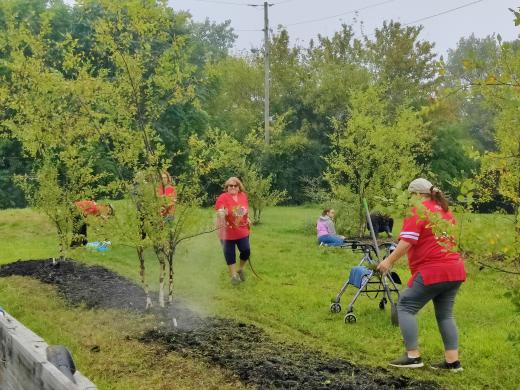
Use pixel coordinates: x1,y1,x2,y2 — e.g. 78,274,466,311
390,303,399,326
379,297,387,310
344,312,357,324
330,302,342,313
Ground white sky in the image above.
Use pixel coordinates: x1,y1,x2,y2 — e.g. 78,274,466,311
62,1,520,56
168,0,520,56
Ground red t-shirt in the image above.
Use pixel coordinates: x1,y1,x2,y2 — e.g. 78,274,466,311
215,192,250,240
399,199,466,287
157,185,176,216
75,200,100,216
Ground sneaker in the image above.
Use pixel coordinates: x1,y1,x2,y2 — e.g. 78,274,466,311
388,354,424,368
430,360,463,372
237,269,246,282
230,275,241,286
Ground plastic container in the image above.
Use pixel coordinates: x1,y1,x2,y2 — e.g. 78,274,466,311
86,241,111,252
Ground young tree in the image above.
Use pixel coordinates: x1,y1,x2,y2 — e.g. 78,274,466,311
83,0,215,307
325,85,428,235
242,164,287,224
0,15,108,259
470,14,520,237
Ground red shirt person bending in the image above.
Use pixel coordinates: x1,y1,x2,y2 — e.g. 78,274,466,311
71,200,113,247
377,178,466,371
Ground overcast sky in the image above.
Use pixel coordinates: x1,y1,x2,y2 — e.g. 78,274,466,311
168,0,520,56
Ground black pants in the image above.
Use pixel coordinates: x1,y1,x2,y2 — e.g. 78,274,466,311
71,215,88,247
221,236,250,265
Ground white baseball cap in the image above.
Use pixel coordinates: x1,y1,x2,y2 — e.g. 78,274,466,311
408,178,434,194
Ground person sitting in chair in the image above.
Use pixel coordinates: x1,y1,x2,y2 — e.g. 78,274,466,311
369,211,394,238
317,208,345,247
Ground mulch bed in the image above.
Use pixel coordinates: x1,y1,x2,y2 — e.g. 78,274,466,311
0,259,439,390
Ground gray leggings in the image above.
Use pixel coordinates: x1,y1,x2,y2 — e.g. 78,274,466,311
398,273,462,351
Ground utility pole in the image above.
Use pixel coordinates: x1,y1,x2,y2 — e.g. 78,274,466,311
263,1,270,145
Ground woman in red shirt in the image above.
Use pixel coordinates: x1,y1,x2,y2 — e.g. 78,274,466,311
71,200,113,247
157,171,176,220
377,178,466,371
215,177,250,286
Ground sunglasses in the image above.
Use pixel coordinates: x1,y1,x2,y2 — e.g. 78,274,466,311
227,184,239,188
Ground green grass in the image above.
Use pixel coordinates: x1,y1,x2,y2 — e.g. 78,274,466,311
1,206,519,389
0,277,249,390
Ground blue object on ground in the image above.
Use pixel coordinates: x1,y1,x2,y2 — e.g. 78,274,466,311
348,266,372,288
86,241,111,252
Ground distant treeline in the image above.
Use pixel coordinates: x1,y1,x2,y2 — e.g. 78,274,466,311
0,0,518,216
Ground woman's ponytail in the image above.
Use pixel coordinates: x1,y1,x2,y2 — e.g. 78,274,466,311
430,186,449,211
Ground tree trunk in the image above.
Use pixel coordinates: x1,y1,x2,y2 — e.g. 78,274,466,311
357,194,365,238
137,246,152,310
515,206,519,239
167,245,176,304
154,247,166,308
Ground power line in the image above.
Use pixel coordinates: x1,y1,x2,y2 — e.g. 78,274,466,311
187,0,295,6
272,0,298,5
188,0,255,6
403,0,484,26
361,0,486,39
285,0,397,27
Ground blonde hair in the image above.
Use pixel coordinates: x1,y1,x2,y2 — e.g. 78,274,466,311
224,177,245,192
158,171,173,192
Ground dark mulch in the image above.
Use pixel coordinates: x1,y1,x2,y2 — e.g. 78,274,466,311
0,259,147,312
141,320,438,390
0,259,439,390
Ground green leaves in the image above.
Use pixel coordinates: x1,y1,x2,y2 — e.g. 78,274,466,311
509,7,520,26
324,85,427,234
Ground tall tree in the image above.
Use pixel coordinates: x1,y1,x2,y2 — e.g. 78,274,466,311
325,85,428,235
363,21,439,112
445,34,502,151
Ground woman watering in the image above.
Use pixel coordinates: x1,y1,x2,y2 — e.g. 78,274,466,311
377,178,466,371
215,177,251,286
157,171,176,221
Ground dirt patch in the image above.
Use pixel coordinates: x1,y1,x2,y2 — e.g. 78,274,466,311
0,259,147,312
141,321,438,390
0,259,438,390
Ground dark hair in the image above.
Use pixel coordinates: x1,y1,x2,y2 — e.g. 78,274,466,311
430,186,449,212
322,208,331,216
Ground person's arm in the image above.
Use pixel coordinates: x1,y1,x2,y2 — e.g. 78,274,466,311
215,194,227,239
376,239,412,274
214,208,225,239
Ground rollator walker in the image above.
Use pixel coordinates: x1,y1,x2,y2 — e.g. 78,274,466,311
329,200,402,325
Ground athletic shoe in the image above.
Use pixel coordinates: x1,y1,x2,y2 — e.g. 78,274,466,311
230,275,241,286
430,360,463,372
237,269,246,282
388,354,424,368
